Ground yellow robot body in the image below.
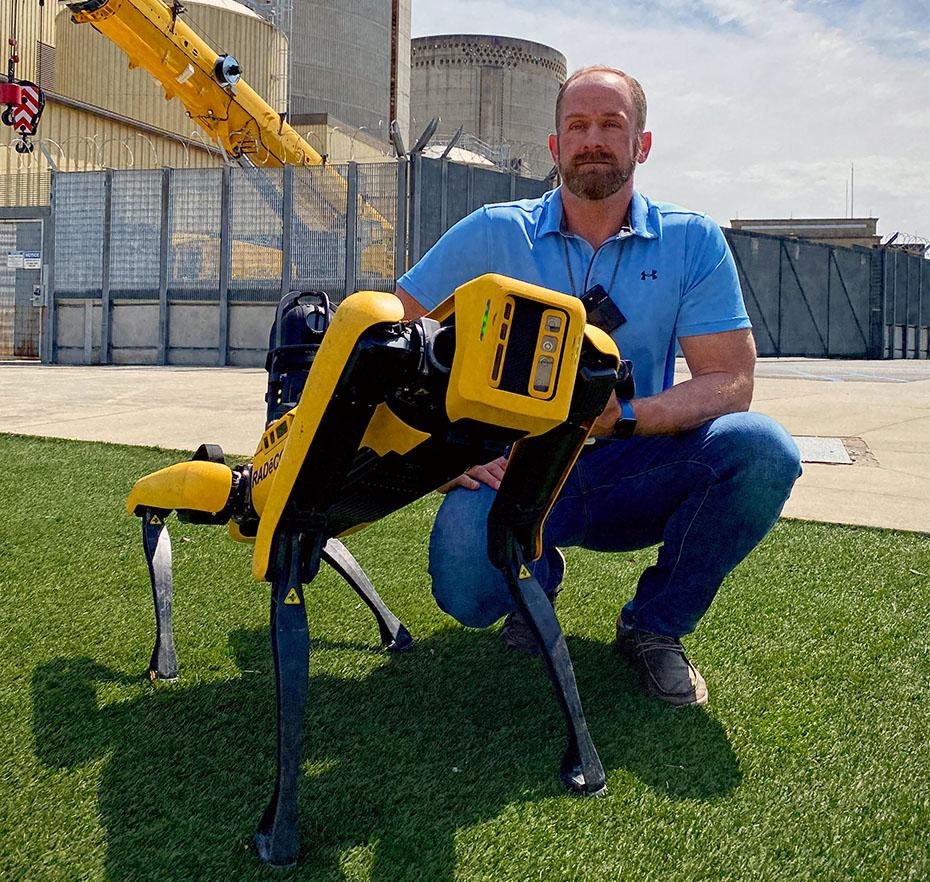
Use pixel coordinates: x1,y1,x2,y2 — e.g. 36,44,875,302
443,275,588,434
249,412,294,517
125,279,620,584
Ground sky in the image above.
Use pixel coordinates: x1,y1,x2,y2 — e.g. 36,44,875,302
411,0,930,242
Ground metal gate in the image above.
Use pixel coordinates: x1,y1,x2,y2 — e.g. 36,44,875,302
0,217,43,358
882,247,930,358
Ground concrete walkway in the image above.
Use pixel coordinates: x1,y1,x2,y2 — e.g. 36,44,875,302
3,358,929,534
748,360,930,534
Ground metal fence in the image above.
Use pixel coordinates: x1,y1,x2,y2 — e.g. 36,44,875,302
408,155,550,263
52,157,544,305
43,161,930,364
727,229,929,359
47,157,547,364
52,165,373,306
882,246,930,359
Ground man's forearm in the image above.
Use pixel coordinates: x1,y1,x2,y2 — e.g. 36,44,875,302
631,371,753,436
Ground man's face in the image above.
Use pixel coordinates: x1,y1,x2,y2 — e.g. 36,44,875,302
549,73,651,201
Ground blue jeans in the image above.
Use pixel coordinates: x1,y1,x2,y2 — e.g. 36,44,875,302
428,412,802,637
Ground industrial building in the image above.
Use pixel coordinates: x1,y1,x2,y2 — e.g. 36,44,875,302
410,34,566,177
729,217,883,249
289,0,409,145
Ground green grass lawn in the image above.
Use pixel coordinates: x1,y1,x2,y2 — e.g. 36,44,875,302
1,433,929,882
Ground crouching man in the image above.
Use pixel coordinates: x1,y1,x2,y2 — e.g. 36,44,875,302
395,66,801,706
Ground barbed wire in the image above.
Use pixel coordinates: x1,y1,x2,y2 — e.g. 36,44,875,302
0,131,233,171
885,231,930,257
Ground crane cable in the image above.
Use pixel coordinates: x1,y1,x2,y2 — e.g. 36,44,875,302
7,0,20,81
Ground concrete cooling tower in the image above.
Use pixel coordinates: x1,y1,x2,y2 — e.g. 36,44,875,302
411,34,566,177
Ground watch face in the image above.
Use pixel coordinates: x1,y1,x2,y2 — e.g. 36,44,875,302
613,420,635,440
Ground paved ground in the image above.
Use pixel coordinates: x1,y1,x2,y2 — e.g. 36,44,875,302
3,358,929,534
740,360,930,534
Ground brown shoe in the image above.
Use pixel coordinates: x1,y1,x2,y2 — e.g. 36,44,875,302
615,622,708,707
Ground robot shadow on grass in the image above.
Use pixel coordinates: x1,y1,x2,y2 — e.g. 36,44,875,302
33,627,740,880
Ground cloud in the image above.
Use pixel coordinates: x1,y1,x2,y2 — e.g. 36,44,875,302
412,0,930,238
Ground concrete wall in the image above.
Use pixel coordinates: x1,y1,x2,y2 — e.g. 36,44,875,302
55,299,275,366
56,300,102,365
111,302,159,365
229,303,277,365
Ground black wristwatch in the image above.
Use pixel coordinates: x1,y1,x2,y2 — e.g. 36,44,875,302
612,399,637,439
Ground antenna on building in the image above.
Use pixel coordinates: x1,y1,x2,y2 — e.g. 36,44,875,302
850,162,855,217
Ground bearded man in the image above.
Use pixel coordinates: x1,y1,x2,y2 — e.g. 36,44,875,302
394,66,801,707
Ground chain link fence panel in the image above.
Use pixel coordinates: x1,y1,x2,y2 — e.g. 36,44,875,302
291,165,346,300
356,161,397,293
110,170,163,300
53,171,106,298
168,167,223,301
229,167,285,303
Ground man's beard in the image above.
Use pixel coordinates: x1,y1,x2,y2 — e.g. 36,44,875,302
560,149,636,201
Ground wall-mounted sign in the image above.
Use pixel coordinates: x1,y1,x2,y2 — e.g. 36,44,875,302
5,251,41,269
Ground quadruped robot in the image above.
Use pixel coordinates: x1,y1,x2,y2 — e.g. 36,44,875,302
125,274,622,866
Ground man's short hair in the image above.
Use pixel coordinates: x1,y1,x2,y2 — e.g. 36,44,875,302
555,66,648,136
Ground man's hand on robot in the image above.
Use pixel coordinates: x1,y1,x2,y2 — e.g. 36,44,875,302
438,455,509,492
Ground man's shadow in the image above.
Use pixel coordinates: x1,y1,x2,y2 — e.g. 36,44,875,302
33,627,741,880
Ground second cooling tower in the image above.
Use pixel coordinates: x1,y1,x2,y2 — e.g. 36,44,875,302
411,34,566,176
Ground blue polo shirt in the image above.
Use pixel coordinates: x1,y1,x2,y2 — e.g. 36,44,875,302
398,188,750,398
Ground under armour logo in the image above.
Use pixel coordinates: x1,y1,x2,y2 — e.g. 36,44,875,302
641,269,658,280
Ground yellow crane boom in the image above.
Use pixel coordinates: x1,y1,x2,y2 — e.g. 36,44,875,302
62,0,323,167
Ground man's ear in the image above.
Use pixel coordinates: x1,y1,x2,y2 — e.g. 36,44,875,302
548,132,559,165
637,131,653,163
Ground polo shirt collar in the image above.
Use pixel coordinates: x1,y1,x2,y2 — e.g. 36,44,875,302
536,187,658,241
